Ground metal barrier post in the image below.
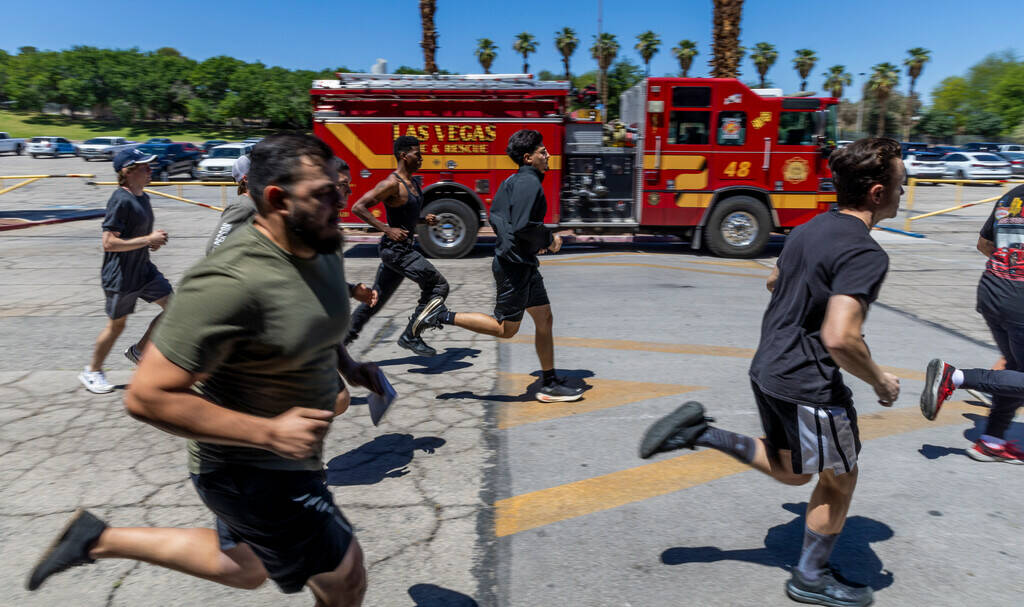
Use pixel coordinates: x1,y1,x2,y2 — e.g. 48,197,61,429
955,181,963,206
903,178,917,232
221,184,227,207
177,183,183,198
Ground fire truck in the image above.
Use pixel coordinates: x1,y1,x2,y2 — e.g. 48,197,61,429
311,73,839,258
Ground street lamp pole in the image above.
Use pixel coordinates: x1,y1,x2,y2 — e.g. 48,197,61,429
854,72,867,137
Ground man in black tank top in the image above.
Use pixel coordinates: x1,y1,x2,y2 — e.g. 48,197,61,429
347,136,448,356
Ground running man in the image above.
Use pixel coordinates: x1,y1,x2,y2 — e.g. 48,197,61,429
29,134,382,606
639,138,904,606
345,135,444,356
79,147,173,394
920,183,1024,464
409,129,583,403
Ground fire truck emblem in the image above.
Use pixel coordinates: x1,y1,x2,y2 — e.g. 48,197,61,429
751,111,772,129
721,118,742,139
724,93,742,105
996,208,1010,220
783,157,810,184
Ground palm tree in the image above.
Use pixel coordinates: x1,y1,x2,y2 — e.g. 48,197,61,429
903,47,931,139
555,27,579,82
475,38,498,74
635,30,662,76
419,0,438,73
710,0,744,77
750,42,777,88
792,49,817,91
590,33,619,111
868,62,900,136
822,65,852,99
513,32,537,74
672,39,699,77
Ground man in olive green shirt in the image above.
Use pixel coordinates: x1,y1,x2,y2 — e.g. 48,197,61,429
28,134,380,606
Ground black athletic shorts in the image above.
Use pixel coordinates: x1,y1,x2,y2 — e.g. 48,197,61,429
190,466,355,594
751,381,860,476
492,257,550,322
104,271,172,319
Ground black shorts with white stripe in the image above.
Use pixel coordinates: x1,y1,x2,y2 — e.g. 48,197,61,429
751,381,861,475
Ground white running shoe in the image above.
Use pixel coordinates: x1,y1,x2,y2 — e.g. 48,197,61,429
78,367,114,394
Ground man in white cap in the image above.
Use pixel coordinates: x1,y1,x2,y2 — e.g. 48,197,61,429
79,147,172,394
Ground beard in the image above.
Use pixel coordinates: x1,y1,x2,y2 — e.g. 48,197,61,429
285,207,342,254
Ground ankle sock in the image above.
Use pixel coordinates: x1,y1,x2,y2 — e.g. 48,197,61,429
694,427,756,464
542,369,556,385
439,310,456,325
796,526,839,582
952,369,964,387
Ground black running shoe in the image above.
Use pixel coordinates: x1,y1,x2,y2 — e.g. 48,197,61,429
786,566,874,606
411,296,447,337
639,401,711,459
398,332,438,356
27,509,107,591
536,379,584,403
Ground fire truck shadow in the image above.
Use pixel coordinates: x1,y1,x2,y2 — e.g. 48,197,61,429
660,502,894,591
436,369,594,403
374,347,482,374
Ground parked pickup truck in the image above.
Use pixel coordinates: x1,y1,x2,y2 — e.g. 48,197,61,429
77,137,139,161
0,132,26,155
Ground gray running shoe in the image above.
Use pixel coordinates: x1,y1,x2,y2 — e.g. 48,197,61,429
411,296,446,336
536,379,584,403
639,402,711,459
27,509,107,591
786,565,874,607
124,344,141,366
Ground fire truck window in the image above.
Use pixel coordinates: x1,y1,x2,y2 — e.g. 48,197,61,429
669,111,710,145
716,111,746,146
672,87,712,107
777,112,815,145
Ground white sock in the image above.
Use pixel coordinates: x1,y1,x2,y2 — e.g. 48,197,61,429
980,434,1005,446
952,369,964,387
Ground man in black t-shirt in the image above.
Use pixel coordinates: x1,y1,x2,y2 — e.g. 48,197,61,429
639,138,904,607
79,148,173,394
919,184,1024,464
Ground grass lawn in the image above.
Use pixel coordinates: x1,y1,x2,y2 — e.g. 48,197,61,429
0,111,287,142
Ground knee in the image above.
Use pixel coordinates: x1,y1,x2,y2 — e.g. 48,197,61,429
781,473,814,486
234,569,268,590
817,468,857,493
436,280,449,299
322,559,367,607
496,322,520,339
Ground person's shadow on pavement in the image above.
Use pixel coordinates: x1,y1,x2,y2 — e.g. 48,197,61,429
325,434,446,486
919,412,1024,460
374,347,481,375
436,368,594,403
660,502,895,590
408,583,479,606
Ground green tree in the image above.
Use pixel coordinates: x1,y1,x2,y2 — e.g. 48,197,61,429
191,55,245,102
634,30,661,76
823,65,852,99
710,0,744,77
537,70,560,81
475,38,498,74
513,32,537,74
606,59,644,117
965,111,1004,137
750,42,777,88
155,47,181,57
419,0,439,73
868,62,900,136
988,63,1024,135
591,33,619,111
393,65,427,74
792,49,817,92
555,27,579,82
917,109,956,140
902,47,931,139
671,39,699,77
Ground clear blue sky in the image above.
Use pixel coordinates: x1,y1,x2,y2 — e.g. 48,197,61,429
4,0,1019,103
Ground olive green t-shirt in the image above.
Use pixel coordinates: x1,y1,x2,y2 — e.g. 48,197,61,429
152,225,349,474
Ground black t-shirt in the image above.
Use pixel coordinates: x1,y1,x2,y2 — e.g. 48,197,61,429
749,209,889,406
100,188,156,292
976,184,1024,323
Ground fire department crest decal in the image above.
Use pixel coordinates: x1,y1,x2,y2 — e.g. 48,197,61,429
783,157,810,184
724,93,742,105
751,111,772,129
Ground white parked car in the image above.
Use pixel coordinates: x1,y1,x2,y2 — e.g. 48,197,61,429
0,132,26,155
941,152,1012,181
195,143,252,181
26,136,77,157
902,152,946,183
77,137,139,161
997,144,1024,153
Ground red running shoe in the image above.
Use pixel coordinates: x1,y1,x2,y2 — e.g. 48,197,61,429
921,359,955,421
967,440,1024,464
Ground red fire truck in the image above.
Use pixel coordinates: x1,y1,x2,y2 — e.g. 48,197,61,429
311,73,839,258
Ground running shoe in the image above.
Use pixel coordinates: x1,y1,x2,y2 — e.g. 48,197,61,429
411,296,446,337
397,332,438,357
26,509,107,591
920,358,955,421
786,565,874,607
78,367,114,394
966,439,1024,464
639,401,712,459
536,379,584,403
123,344,142,366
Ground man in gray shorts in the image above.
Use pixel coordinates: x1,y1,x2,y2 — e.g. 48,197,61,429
79,147,173,394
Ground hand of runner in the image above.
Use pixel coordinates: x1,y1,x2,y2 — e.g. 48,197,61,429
265,407,333,459
385,226,409,241
340,361,386,395
874,372,900,406
353,283,378,307
148,229,168,250
424,213,439,226
541,234,563,254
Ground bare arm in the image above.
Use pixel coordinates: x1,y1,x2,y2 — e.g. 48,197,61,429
821,294,900,405
977,236,995,258
766,265,780,292
124,343,332,459
102,229,166,252
352,178,400,233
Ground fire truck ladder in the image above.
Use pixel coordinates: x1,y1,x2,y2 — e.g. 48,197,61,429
312,73,571,91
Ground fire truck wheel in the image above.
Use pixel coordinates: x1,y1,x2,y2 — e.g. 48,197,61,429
416,198,479,259
705,196,772,258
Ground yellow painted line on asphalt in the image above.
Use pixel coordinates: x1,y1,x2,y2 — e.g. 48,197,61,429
497,373,705,430
494,401,979,537
539,260,768,279
545,252,766,270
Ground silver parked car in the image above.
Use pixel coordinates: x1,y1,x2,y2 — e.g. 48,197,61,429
941,152,1012,181
77,137,139,161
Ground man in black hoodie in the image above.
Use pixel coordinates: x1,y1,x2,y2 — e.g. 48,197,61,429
411,129,583,402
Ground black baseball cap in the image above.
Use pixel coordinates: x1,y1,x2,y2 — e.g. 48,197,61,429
113,148,157,172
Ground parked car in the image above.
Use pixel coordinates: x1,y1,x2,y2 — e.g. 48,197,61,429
998,151,1024,175
242,137,263,144
960,142,1003,153
200,139,229,155
135,143,202,181
145,137,173,144
195,143,252,180
76,137,139,161
902,152,947,182
998,144,1024,153
27,136,77,158
942,152,1012,180
0,132,26,155
930,145,962,154
179,142,203,155
900,141,929,155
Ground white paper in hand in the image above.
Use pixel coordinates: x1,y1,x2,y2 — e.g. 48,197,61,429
367,368,397,426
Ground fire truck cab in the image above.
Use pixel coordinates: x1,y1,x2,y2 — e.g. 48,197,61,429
311,73,838,259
